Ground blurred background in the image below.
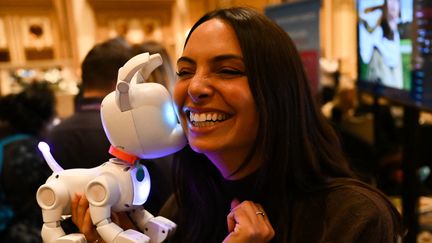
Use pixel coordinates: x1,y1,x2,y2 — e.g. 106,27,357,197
0,0,358,119
1,1,432,241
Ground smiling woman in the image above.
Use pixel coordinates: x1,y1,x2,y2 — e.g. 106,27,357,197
163,6,404,243
71,6,404,243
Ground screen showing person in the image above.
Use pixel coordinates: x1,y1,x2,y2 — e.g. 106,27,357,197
358,0,413,90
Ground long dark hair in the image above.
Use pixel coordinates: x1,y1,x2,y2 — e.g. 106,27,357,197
172,7,363,242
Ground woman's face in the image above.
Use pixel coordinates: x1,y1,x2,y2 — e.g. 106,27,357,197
174,18,259,176
387,0,400,25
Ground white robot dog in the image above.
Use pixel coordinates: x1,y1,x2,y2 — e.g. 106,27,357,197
36,53,187,243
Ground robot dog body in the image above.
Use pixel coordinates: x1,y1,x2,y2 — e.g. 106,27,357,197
36,53,186,243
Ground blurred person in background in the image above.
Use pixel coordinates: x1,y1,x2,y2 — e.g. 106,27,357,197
46,37,133,170
132,40,176,94
0,82,56,242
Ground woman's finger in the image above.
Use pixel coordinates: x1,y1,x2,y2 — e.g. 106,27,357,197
230,198,240,210
71,193,82,225
226,210,236,233
81,209,94,235
224,200,275,242
227,198,241,232
76,193,90,227
78,198,101,242
255,204,274,241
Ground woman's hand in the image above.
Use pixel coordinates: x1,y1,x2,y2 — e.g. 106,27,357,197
223,199,275,243
71,193,138,242
71,193,102,242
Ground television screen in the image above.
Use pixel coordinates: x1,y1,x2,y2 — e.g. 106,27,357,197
357,0,432,110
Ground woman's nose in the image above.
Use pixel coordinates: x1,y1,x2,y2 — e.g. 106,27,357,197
187,74,213,103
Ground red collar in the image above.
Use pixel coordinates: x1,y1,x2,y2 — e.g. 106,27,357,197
108,145,138,165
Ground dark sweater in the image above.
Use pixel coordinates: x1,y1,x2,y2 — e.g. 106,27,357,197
160,177,401,242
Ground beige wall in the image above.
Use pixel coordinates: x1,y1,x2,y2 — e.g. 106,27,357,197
0,0,358,118
71,0,97,65
172,0,357,79
321,0,357,80
0,0,358,78
0,0,358,93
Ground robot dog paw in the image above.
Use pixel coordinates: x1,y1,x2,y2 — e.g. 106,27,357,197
114,229,150,243
53,233,86,243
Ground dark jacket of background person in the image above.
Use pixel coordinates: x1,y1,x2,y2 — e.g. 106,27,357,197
0,82,56,242
46,37,133,170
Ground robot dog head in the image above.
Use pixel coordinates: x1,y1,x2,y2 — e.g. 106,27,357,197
101,53,187,159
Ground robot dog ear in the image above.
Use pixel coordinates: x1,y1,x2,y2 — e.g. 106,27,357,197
115,53,163,112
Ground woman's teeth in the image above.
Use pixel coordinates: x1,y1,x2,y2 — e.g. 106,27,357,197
189,112,228,126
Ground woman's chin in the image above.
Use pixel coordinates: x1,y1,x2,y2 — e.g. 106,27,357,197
189,142,218,155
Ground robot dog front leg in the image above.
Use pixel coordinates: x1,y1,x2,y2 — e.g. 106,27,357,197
86,173,151,243
128,207,176,243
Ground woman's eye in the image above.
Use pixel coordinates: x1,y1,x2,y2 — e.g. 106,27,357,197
219,69,245,77
176,70,193,78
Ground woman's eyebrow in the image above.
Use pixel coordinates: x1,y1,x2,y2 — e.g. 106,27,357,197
177,56,195,65
212,54,243,63
177,54,244,66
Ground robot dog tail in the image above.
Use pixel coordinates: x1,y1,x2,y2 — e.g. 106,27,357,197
37,141,64,172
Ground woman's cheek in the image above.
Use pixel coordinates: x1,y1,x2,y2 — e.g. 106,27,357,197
173,82,188,126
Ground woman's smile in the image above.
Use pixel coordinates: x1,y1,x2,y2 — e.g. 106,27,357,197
189,111,229,125
186,108,231,127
